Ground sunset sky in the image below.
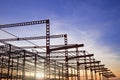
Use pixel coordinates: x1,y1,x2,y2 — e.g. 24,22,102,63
0,0,120,79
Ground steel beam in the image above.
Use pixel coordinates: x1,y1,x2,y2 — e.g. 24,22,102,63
0,19,116,80
68,54,93,60
50,44,84,52
86,64,105,68
21,44,76,49
0,20,48,28
0,34,66,42
79,61,100,65
93,68,109,71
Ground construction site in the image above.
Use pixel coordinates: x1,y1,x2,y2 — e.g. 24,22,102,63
0,19,116,80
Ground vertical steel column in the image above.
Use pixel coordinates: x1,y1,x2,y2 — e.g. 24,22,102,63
0,56,0,80
83,68,85,80
94,60,97,80
101,73,103,80
22,50,26,80
44,60,45,80
34,53,37,80
95,71,97,80
76,47,80,80
85,64,88,80
62,63,64,80
5,55,8,80
98,63,101,80
71,67,73,80
99,73,101,80
89,57,93,80
16,56,19,80
7,44,11,80
54,61,56,80
91,69,93,80
64,34,68,80
74,69,76,80
10,54,14,80
59,68,60,80
84,52,88,80
0,57,3,80
46,20,50,80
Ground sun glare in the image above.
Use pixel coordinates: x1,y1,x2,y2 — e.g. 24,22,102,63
36,72,44,78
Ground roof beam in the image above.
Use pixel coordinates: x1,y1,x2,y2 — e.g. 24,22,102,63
68,54,93,60
86,64,105,68
79,61,100,65
0,34,66,42
50,44,84,52
0,19,49,28
94,68,109,72
21,44,76,48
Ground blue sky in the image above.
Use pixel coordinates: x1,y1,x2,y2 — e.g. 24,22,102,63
0,0,120,49
0,0,120,79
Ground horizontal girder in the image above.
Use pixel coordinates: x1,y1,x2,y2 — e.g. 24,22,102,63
79,61,100,65
0,19,49,28
93,68,109,72
50,44,84,51
68,54,93,60
0,34,66,42
86,64,105,68
0,34,65,41
21,44,76,48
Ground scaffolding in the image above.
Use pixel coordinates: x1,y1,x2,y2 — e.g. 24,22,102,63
0,19,116,80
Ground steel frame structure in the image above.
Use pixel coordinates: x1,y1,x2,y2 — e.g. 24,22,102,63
0,19,116,80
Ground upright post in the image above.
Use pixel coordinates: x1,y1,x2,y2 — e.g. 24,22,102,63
34,53,37,80
71,67,73,80
76,47,80,80
89,57,93,80
16,56,19,80
98,63,101,80
64,34,68,80
44,60,45,80
62,63,64,80
59,68,60,80
7,44,11,80
0,57,4,80
22,50,26,80
95,71,97,80
46,20,50,80
54,61,56,80
84,52,88,80
99,73,101,80
10,54,14,80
